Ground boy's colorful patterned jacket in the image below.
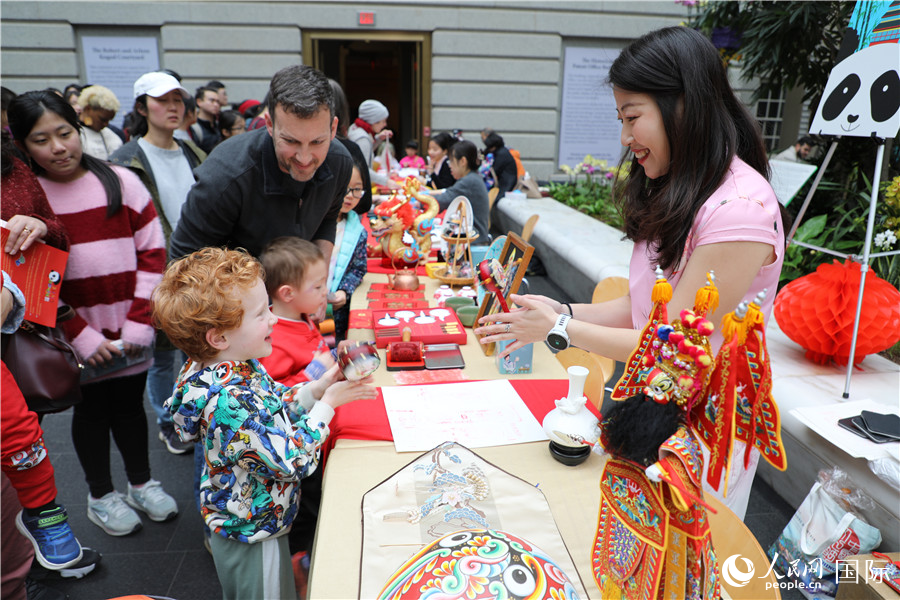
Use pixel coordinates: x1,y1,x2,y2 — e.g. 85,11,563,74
166,359,334,543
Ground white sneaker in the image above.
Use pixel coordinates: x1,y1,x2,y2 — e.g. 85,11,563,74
125,479,178,522
87,492,142,536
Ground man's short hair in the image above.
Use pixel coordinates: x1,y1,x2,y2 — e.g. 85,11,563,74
152,247,263,361
797,135,814,146
259,237,325,298
267,65,334,122
195,86,217,102
206,80,226,91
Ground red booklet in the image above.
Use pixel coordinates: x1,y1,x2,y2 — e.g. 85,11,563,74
1,225,69,327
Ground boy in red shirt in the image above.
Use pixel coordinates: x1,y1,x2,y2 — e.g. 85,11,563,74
257,236,351,584
258,237,336,385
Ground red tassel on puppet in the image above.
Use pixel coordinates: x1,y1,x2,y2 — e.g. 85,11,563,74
738,294,786,472
692,291,787,497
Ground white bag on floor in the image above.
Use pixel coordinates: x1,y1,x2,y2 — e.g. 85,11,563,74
768,471,882,599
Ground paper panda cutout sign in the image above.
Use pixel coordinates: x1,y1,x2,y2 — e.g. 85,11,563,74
810,1,900,139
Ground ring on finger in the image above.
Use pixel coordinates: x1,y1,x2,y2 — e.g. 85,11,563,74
504,323,511,334
22,227,31,233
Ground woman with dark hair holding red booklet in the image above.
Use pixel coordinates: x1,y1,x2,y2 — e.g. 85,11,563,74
9,89,178,539
1,131,93,598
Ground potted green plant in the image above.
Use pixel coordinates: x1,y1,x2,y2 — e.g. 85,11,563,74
549,155,625,230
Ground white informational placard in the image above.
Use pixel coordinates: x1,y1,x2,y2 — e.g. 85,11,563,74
382,379,548,452
769,159,818,206
557,46,622,169
82,36,160,129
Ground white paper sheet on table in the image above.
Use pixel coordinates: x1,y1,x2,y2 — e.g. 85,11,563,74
791,399,900,461
382,379,548,452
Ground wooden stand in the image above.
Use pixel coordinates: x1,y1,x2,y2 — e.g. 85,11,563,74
435,201,478,286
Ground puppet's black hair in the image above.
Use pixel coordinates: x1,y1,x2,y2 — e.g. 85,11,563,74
600,394,684,466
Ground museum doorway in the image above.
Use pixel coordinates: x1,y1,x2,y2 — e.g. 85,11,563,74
304,32,432,159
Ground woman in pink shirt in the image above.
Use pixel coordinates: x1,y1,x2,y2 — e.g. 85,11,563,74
476,27,789,518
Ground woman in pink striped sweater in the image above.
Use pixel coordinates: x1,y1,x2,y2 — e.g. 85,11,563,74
8,91,178,537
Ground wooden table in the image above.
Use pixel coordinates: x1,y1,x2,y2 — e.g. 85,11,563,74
311,271,780,599
308,439,780,600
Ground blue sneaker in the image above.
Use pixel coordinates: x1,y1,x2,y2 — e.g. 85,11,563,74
15,507,83,570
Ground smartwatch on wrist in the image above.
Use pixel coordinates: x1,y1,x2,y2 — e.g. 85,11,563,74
546,314,572,351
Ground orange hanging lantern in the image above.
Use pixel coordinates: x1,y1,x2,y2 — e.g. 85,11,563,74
774,260,900,365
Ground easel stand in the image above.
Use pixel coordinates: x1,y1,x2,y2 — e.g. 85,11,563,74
787,137,900,398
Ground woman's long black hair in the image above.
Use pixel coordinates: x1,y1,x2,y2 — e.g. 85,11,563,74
608,26,784,272
8,90,123,216
127,95,151,140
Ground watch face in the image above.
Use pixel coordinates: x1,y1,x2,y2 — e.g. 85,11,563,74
547,333,568,351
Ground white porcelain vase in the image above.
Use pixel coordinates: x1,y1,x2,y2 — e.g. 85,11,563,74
542,365,600,448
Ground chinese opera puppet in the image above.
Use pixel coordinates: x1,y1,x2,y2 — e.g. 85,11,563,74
593,268,787,600
369,177,440,266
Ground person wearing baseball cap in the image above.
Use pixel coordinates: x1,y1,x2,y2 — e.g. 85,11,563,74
109,71,205,458
347,98,398,189
132,71,187,101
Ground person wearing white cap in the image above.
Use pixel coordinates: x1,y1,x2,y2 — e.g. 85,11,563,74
347,98,399,189
110,71,206,457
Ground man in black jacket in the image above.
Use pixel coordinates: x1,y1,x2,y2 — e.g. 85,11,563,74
170,65,354,261
190,86,221,153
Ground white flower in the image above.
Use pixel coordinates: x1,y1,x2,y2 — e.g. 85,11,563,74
874,230,897,249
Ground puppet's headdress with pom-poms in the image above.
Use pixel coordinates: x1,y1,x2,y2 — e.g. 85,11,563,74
608,268,786,495
611,267,718,411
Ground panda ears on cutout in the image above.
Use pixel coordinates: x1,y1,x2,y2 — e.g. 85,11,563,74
836,28,861,64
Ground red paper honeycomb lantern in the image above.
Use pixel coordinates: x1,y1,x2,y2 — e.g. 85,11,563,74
774,260,900,365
